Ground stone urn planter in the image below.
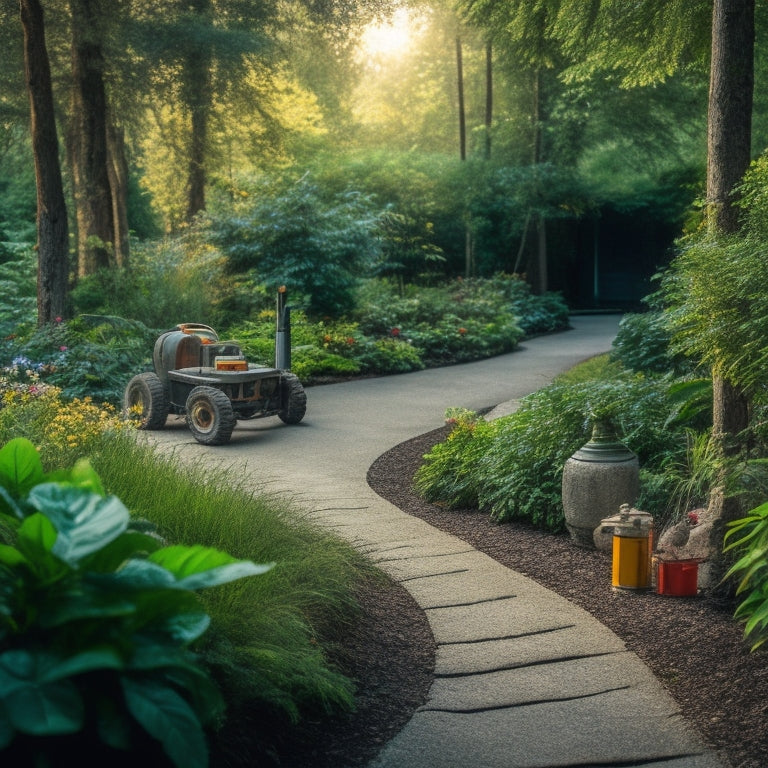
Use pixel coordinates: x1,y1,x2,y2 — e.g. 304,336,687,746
562,417,639,547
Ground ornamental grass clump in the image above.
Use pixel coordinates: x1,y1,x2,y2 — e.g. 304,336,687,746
86,432,371,761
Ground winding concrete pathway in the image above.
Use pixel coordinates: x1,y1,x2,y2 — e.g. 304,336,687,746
149,315,726,768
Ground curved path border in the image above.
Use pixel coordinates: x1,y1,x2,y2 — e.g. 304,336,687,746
149,316,725,768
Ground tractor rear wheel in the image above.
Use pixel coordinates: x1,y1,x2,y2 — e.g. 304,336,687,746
124,372,169,430
278,373,307,424
186,386,236,445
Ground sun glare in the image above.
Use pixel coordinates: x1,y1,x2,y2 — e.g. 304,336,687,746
360,8,422,59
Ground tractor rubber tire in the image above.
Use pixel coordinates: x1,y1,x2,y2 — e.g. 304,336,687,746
278,373,307,425
124,372,169,430
186,386,236,445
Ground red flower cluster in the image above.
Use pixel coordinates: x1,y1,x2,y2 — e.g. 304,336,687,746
391,327,400,337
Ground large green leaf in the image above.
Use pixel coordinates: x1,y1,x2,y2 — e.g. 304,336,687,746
27,485,129,566
15,514,69,581
81,530,164,573
37,583,137,629
0,543,30,568
137,609,211,645
0,486,23,521
149,545,273,589
0,651,84,735
0,438,45,502
122,677,209,768
39,648,125,681
4,680,83,735
129,644,223,720
110,558,179,590
46,457,105,497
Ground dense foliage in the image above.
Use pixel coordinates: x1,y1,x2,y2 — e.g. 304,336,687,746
2,258,568,402
661,152,768,395
0,392,372,762
414,365,700,532
207,176,381,319
0,437,270,767
725,501,768,651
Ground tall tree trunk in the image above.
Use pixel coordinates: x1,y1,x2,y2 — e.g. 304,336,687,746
706,0,755,588
532,69,547,293
707,0,754,236
107,121,130,268
484,40,492,160
20,0,69,324
456,35,471,276
707,0,754,463
456,36,466,161
69,0,114,277
184,0,213,221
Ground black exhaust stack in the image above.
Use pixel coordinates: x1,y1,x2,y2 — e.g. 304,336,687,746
275,286,291,370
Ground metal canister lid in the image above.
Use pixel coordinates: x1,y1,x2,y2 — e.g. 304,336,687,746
613,503,653,537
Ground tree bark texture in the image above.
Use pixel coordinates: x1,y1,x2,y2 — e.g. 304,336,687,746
706,0,755,586
484,41,492,160
107,121,130,267
69,0,114,277
20,0,69,324
184,0,214,221
708,0,754,453
707,0,754,235
456,36,466,161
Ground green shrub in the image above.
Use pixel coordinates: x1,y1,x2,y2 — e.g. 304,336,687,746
611,310,695,376
70,237,222,328
291,346,362,380
724,501,768,651
0,438,268,767
416,368,695,531
501,276,570,336
8,316,155,406
355,337,424,374
353,278,524,365
0,245,36,360
414,409,495,508
207,175,379,319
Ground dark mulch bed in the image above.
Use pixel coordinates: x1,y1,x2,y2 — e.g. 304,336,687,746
249,426,768,768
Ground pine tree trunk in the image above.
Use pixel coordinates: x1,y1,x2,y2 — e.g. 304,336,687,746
69,0,114,277
456,36,466,161
107,122,130,268
707,0,754,458
707,0,754,236
20,0,69,324
706,0,755,589
184,0,213,222
484,41,492,160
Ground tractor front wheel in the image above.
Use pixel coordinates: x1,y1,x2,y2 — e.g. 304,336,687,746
278,373,307,425
124,372,169,430
186,386,236,445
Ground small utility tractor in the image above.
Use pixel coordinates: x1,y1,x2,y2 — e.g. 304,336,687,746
124,288,306,445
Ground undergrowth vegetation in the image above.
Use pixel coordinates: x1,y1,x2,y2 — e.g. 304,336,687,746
0,437,273,768
0,410,374,764
416,333,768,537
2,247,567,403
